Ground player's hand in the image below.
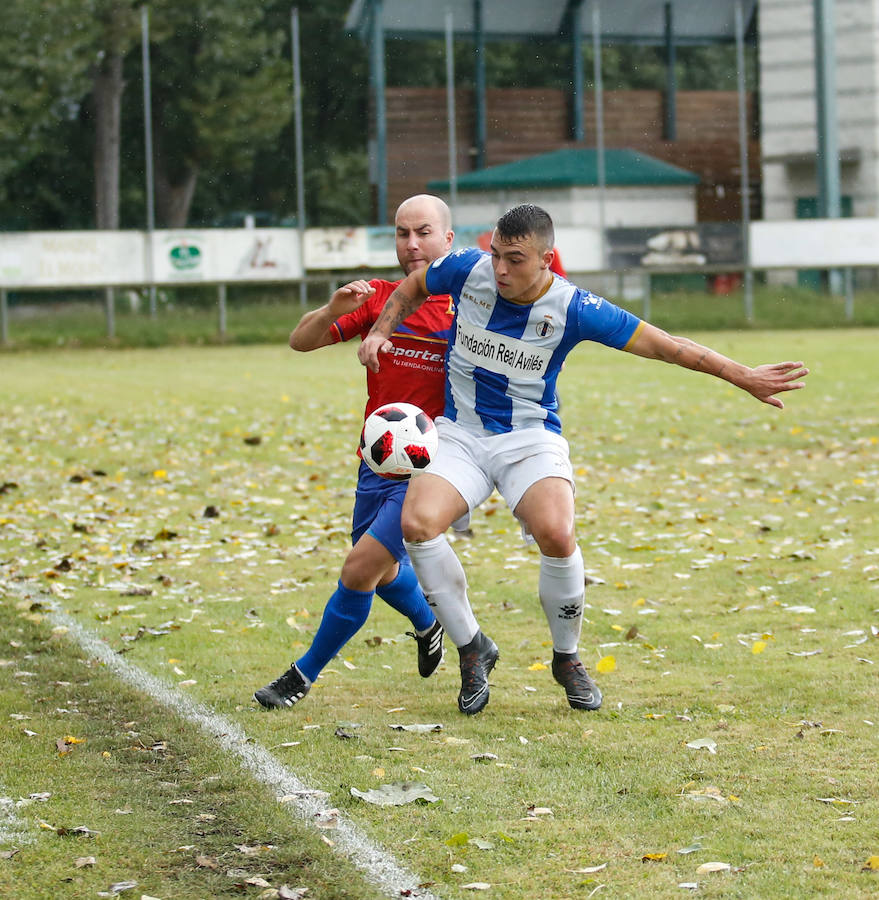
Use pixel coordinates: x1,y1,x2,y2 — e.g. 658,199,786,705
328,280,375,317
744,361,809,409
358,333,394,373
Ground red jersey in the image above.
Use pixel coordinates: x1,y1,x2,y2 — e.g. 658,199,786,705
549,247,568,278
331,279,454,421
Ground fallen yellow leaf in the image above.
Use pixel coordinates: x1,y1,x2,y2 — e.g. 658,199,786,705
596,655,616,674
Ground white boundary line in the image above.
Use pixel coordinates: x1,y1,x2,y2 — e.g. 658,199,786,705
48,609,440,900
0,789,33,849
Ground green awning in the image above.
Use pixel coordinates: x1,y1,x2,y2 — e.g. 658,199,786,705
428,148,699,192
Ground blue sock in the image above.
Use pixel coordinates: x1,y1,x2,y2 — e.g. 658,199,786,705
375,561,435,632
296,581,373,683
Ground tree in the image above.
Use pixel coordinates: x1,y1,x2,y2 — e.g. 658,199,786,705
0,0,100,218
145,0,290,226
90,1,140,229
0,0,290,229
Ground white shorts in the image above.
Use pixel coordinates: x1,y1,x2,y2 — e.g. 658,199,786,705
428,417,574,539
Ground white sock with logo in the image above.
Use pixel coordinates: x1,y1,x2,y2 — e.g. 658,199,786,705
539,546,585,654
403,534,479,648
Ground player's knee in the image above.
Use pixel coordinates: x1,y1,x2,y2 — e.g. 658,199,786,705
400,505,440,543
340,555,384,592
531,522,576,558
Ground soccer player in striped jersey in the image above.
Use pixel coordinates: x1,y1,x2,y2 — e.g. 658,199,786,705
254,195,455,710
358,203,809,715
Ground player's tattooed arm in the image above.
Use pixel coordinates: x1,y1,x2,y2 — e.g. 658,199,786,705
358,269,430,373
624,322,808,409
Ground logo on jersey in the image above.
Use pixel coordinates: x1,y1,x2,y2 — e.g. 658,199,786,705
463,288,492,311
454,319,551,379
536,316,555,338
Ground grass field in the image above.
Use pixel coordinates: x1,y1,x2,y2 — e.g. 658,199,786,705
1,331,878,899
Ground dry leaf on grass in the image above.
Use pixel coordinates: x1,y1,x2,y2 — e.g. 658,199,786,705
565,863,607,874
696,861,731,874
96,881,138,896
388,723,443,733
278,887,310,899
350,782,439,806
596,655,616,674
686,738,718,754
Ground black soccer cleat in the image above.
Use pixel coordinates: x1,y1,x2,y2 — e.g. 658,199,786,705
457,630,499,715
407,619,445,677
253,663,311,709
551,651,602,710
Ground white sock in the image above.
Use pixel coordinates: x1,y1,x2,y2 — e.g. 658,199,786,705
403,535,479,647
539,547,585,654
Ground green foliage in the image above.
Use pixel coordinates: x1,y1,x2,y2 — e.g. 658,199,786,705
148,0,290,224
0,0,758,230
0,0,102,188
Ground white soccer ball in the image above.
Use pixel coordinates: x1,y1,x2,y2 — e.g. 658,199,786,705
359,402,438,480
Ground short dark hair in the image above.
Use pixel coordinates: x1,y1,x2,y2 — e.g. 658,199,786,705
496,204,555,252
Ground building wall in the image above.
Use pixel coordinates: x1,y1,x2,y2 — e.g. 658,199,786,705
446,185,697,229
382,86,758,223
759,0,879,219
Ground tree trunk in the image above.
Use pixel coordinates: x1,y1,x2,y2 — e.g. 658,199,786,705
154,166,199,228
93,52,124,230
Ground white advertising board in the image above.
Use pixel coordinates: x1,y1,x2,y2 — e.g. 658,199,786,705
150,228,303,283
304,227,370,270
0,231,145,288
750,218,879,268
553,226,603,274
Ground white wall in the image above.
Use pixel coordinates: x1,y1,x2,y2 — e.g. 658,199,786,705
443,184,697,230
760,0,879,220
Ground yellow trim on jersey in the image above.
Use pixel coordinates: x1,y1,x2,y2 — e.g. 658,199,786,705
622,319,646,351
530,273,555,303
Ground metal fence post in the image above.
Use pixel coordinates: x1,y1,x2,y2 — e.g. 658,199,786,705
104,287,116,338
844,267,854,321
641,271,652,322
1,289,8,345
218,284,227,338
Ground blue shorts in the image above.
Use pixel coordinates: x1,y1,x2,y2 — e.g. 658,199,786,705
351,462,410,563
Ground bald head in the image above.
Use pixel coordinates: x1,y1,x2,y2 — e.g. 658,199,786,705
395,194,452,233
393,194,454,275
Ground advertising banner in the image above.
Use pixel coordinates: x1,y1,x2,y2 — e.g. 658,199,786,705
150,229,303,283
606,224,743,269
0,231,145,288
304,227,369,270
750,219,879,268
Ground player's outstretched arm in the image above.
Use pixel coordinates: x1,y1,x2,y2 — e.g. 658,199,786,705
289,280,375,352
358,268,430,372
626,322,809,409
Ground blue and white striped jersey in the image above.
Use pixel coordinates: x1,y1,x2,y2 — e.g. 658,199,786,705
422,248,643,435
